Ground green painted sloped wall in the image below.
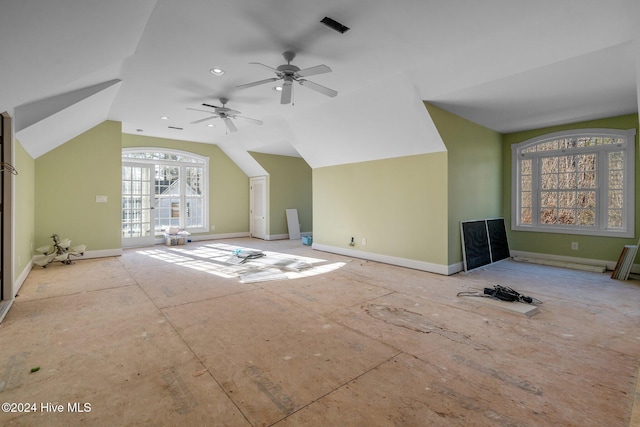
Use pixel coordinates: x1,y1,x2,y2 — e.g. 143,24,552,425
35,120,122,252
250,152,312,237
313,152,449,267
425,103,504,267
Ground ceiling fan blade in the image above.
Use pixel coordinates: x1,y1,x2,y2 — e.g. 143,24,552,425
190,115,218,124
297,64,332,77
281,82,293,104
225,108,242,115
224,118,238,132
187,107,215,114
298,79,338,98
236,77,279,90
202,103,222,109
234,115,263,125
249,62,280,73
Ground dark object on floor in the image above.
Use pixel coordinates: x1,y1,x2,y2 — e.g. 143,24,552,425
236,250,266,263
483,285,533,303
458,285,541,305
227,249,266,264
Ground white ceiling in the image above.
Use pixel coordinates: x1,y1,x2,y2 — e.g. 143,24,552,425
1,0,639,172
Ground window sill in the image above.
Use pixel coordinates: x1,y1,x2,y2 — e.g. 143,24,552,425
512,224,633,238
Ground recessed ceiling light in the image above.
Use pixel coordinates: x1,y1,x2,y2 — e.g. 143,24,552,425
273,86,283,92
160,116,169,120
207,124,214,127
210,67,225,76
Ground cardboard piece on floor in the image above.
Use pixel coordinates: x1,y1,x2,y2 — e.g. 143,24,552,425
460,296,539,317
286,209,301,240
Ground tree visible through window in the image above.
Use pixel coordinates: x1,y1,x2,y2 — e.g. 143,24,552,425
512,129,635,237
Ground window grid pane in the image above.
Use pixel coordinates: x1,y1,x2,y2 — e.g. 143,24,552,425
519,158,532,224
538,153,598,228
155,165,181,233
121,166,152,238
608,151,624,228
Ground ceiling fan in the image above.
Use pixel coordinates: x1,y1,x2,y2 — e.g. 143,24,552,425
236,51,337,104
187,98,263,132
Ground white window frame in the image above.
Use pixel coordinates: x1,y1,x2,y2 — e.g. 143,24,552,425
511,128,636,237
122,148,209,234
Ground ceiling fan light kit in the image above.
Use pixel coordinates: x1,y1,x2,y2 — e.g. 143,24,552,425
236,51,338,104
187,98,263,133
195,22,344,131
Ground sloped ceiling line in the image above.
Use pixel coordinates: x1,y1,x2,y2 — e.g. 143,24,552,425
15,79,122,132
16,80,123,159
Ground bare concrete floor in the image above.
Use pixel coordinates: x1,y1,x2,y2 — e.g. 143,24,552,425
1,237,640,426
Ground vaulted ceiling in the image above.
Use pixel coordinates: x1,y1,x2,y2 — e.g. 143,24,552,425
1,0,638,174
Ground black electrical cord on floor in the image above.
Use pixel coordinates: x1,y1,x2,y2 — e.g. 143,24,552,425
457,285,542,305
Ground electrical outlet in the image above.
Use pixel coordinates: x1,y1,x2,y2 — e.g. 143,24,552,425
571,242,579,250
362,237,367,245
211,225,215,231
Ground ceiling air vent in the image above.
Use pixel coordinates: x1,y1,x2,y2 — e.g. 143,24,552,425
168,126,183,130
320,17,349,34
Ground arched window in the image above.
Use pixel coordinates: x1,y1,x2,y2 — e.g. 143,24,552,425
512,128,636,237
122,148,208,244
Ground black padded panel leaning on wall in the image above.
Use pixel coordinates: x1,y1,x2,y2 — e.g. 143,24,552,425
461,218,510,272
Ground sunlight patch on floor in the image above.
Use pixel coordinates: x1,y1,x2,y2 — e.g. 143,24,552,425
136,242,345,281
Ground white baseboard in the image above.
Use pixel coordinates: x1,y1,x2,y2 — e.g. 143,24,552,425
312,243,450,275
14,259,33,296
187,232,250,242
447,262,464,275
266,234,289,241
83,248,123,259
0,299,13,323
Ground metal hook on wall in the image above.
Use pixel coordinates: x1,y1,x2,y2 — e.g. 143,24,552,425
0,162,18,175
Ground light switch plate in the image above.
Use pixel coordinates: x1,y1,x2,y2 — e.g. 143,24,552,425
96,195,108,203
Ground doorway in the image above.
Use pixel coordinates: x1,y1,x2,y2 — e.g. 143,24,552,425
122,163,155,247
250,176,267,239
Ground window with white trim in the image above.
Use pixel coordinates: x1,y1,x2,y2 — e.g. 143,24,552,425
122,148,208,235
512,128,636,237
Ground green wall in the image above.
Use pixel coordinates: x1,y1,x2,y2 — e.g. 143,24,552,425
503,113,640,262
425,103,503,266
313,153,449,266
250,152,312,237
122,133,249,235
35,121,122,252
14,138,35,281
20,109,636,282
